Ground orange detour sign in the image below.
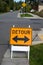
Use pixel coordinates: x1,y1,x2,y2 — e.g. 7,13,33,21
10,28,32,46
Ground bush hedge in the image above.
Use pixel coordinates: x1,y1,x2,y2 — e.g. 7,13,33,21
37,10,43,17
32,10,43,17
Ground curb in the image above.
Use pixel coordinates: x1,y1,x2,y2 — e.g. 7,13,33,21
32,41,43,45
17,13,43,19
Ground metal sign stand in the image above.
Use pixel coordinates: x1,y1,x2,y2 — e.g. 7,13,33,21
11,25,30,60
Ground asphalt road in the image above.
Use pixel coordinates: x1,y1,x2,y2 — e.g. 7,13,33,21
0,11,43,64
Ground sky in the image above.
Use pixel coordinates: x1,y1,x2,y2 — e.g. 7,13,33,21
14,0,25,2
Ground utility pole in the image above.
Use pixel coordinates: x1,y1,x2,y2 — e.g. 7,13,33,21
25,0,26,13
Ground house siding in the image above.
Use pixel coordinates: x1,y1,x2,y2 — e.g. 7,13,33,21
39,0,43,11
38,5,43,11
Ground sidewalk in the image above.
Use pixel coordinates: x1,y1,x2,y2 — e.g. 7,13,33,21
1,48,29,65
1,28,43,65
17,13,43,19
32,28,43,45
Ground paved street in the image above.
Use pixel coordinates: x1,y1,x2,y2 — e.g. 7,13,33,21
0,11,43,65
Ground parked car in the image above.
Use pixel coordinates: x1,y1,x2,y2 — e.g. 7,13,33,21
10,10,13,12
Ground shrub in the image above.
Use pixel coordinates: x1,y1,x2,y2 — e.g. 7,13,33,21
6,6,10,12
37,10,43,17
31,10,43,17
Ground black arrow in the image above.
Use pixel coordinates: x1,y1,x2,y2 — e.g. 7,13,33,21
13,36,29,43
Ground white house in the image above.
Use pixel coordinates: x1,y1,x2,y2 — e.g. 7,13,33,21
25,0,43,11
38,0,43,11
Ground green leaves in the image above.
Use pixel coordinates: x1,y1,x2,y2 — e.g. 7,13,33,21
0,0,14,13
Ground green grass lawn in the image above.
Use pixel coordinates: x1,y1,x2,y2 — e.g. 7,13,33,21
30,44,43,65
20,13,33,17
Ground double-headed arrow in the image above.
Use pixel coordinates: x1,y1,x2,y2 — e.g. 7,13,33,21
13,36,29,43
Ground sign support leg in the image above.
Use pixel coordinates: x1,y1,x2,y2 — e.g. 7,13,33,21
28,25,30,60
28,46,30,60
11,45,13,59
11,25,15,59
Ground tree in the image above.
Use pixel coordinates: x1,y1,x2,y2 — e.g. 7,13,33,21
0,0,14,13
0,1,8,12
14,1,23,10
